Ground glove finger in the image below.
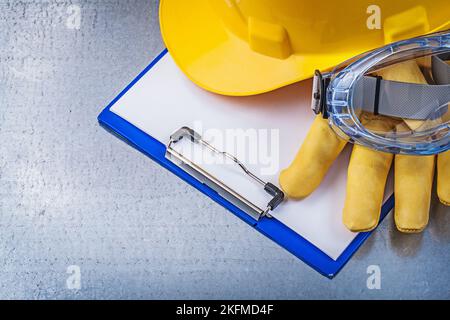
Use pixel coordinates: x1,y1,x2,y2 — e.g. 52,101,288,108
343,145,393,232
437,150,450,206
279,116,346,199
394,155,435,233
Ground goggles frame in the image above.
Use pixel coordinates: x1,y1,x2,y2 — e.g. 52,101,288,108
312,31,450,155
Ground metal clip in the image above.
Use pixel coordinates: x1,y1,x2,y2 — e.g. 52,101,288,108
166,127,284,221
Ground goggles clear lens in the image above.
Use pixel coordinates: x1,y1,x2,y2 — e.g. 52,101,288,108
324,32,450,155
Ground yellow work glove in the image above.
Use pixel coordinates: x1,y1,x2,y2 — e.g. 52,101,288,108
279,60,450,233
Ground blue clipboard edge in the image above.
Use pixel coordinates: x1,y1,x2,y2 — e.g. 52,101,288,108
97,49,395,279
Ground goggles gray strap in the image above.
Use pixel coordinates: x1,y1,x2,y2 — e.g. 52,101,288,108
432,53,450,85
354,55,450,120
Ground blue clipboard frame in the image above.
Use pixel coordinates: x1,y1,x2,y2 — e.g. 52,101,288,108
97,49,394,278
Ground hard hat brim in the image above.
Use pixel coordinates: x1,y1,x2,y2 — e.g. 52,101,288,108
160,0,450,97
159,0,342,96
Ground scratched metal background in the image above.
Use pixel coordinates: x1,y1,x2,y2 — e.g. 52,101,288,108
0,0,449,299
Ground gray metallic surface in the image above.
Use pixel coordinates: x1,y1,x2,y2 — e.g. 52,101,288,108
0,0,449,299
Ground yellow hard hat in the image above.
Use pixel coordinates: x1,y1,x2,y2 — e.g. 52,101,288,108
159,0,450,96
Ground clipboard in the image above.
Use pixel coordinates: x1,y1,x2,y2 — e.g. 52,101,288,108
98,50,394,278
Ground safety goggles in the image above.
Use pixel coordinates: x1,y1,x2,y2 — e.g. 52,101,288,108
312,31,450,155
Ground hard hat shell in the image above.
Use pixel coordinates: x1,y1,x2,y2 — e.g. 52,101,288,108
160,0,450,96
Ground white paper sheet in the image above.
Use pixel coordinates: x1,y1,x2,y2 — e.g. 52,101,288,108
110,54,393,260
